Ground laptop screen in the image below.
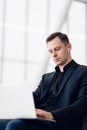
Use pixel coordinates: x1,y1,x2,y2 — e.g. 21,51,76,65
0,82,36,119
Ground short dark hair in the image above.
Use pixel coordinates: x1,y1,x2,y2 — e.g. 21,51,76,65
46,32,70,45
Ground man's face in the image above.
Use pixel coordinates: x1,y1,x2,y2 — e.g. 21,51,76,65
47,37,71,66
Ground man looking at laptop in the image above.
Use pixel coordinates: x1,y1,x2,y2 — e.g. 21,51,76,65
6,32,87,130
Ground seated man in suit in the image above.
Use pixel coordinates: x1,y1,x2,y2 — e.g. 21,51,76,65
5,32,87,130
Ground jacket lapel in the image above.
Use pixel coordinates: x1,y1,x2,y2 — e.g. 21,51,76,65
57,62,78,96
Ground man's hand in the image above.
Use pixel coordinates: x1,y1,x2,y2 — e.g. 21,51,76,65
36,109,54,120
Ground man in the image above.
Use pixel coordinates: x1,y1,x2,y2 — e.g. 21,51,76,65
6,32,87,130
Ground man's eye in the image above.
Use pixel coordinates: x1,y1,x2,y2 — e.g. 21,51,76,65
49,51,52,53
55,48,60,51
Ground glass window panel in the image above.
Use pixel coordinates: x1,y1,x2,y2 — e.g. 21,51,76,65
27,64,43,90
49,0,69,31
5,0,26,26
28,32,47,62
50,0,61,29
4,28,25,60
0,29,2,58
67,1,86,65
29,0,47,28
68,1,86,35
3,61,24,82
0,0,4,58
0,0,4,22
70,37,86,64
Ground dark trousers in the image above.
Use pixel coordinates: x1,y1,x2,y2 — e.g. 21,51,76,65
5,119,57,130
0,120,11,130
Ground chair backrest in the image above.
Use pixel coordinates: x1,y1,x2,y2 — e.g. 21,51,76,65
81,114,87,130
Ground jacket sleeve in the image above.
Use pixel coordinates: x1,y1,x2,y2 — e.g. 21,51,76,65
33,74,47,108
33,72,54,108
33,81,42,108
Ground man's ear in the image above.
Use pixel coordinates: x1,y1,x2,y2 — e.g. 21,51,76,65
68,43,72,50
67,43,72,53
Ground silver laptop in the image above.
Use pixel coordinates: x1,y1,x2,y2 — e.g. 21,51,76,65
0,82,36,119
0,82,56,123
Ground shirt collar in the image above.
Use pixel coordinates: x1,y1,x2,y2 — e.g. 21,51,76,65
55,59,75,73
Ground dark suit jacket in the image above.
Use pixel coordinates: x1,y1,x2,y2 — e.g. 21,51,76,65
33,60,87,130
